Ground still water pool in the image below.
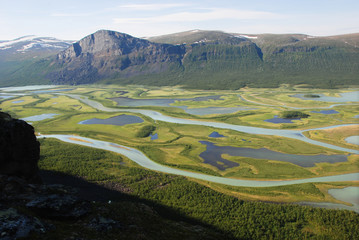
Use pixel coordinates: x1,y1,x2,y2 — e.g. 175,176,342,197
79,114,144,126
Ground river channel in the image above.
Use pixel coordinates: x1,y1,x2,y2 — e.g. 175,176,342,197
35,93,358,186
38,134,359,187
66,94,359,154
2,86,358,187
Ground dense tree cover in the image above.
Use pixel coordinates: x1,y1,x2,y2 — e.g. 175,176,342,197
136,125,156,138
39,138,359,240
303,94,321,98
280,111,310,119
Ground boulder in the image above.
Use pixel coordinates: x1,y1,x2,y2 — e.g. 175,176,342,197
0,112,40,182
26,193,90,219
0,204,47,240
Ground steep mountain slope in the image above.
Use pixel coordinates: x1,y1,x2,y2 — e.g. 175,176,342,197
49,30,264,88
1,30,358,89
50,30,185,85
149,30,359,88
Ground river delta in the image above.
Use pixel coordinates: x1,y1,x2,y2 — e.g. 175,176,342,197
1,85,358,212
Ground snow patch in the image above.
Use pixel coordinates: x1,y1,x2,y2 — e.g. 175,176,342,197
0,36,71,51
0,46,12,50
0,35,37,48
238,35,258,39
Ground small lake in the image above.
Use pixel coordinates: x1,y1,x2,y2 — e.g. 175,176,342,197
345,136,359,145
298,187,359,213
199,141,348,168
311,110,339,114
264,115,301,124
21,113,58,122
12,100,24,103
150,133,158,140
0,94,15,99
209,131,225,138
79,114,144,126
291,91,359,102
329,187,359,207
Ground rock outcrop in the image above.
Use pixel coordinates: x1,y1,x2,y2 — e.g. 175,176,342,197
52,30,186,84
0,112,40,182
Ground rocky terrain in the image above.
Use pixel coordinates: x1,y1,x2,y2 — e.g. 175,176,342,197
52,30,186,85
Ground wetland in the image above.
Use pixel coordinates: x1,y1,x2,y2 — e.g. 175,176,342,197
1,85,358,211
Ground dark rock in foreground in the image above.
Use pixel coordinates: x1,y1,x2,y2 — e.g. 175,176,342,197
0,112,40,182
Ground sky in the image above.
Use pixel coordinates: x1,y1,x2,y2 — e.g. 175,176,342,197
1,0,358,40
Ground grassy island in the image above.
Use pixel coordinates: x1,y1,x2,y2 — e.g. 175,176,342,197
304,94,321,98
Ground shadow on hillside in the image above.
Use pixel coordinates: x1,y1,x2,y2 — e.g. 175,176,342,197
39,169,235,239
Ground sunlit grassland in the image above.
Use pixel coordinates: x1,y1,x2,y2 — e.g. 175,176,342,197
238,88,354,108
1,95,43,118
1,93,96,119
35,94,96,112
170,94,253,108
197,179,359,204
304,124,359,150
33,112,154,143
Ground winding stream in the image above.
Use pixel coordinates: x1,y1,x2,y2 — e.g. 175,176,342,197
2,85,357,188
66,94,359,154
33,93,358,187
38,134,359,187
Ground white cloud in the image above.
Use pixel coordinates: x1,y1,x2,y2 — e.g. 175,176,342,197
113,8,282,24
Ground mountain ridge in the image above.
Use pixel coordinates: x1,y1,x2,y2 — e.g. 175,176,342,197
0,29,358,89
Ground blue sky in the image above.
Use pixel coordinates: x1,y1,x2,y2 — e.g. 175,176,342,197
1,0,358,40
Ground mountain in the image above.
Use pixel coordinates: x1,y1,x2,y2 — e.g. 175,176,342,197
48,30,265,88
0,36,72,87
0,35,72,60
148,29,250,45
50,30,185,85
0,30,358,89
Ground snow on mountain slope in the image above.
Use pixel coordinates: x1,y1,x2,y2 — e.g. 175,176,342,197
0,36,73,52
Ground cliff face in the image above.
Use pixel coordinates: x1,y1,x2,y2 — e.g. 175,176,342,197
47,30,359,88
0,112,40,181
52,30,186,84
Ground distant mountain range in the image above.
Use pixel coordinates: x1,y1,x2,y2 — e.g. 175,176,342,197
0,30,358,89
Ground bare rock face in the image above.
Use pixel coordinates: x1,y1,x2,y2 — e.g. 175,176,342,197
0,112,40,182
52,30,186,84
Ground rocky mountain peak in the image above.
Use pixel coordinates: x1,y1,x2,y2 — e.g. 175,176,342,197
58,29,151,60
53,30,186,84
